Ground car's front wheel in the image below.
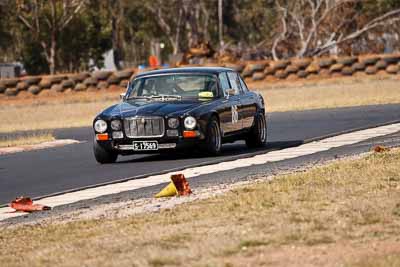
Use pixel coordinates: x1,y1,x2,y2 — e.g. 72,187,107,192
93,138,118,164
202,117,222,155
245,112,267,148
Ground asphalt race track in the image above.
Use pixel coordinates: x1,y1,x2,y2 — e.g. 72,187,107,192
1,104,400,205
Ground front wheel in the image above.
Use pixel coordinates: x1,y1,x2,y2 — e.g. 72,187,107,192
245,112,267,148
93,138,118,164
202,117,222,155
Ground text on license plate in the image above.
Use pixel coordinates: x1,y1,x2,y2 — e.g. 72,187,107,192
133,141,158,151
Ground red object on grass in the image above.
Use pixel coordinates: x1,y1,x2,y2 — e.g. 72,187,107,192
10,197,51,212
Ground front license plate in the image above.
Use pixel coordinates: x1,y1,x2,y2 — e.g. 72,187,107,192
133,141,158,151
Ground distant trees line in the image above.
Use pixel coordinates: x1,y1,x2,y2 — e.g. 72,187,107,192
0,0,399,75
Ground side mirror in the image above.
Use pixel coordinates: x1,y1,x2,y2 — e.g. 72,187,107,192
225,88,236,97
120,93,126,101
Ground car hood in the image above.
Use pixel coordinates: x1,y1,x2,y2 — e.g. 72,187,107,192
100,99,208,118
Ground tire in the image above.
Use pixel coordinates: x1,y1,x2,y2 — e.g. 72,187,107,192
202,117,222,155
246,113,267,148
93,138,118,164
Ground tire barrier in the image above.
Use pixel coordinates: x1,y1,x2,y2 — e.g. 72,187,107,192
0,81,6,93
224,63,245,72
97,81,109,89
114,70,134,79
318,58,336,68
83,77,98,86
341,66,354,76
107,75,122,85
252,72,266,81
2,53,400,98
352,62,366,72
330,63,344,73
61,79,75,90
285,65,299,75
297,70,308,78
38,79,52,89
386,65,399,74
5,88,18,96
28,85,41,95
74,83,87,91
337,56,358,66
119,79,129,88
360,56,380,65
16,81,29,91
21,76,41,85
4,78,19,87
305,63,320,74
69,72,90,83
270,60,290,71
51,84,63,92
292,58,312,69
382,54,400,64
92,71,112,80
375,60,388,70
365,66,378,75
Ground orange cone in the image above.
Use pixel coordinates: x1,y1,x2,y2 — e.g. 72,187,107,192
155,174,192,197
171,174,192,196
10,197,51,212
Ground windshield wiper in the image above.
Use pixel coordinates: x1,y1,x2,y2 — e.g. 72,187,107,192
127,96,152,100
127,95,182,101
149,95,182,101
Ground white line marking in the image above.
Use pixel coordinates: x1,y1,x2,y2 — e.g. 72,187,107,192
1,123,400,221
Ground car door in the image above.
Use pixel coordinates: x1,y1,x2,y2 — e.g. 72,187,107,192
226,71,244,132
218,71,241,134
238,76,257,129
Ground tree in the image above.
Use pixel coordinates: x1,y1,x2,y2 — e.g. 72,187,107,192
144,0,185,55
16,0,87,74
271,0,400,59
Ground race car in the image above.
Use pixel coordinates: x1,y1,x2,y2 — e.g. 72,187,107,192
93,67,267,164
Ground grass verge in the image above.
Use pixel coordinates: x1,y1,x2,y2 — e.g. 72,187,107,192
1,149,400,266
0,132,55,148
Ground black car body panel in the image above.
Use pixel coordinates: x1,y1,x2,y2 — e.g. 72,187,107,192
93,67,266,157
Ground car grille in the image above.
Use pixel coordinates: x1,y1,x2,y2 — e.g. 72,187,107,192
124,116,165,138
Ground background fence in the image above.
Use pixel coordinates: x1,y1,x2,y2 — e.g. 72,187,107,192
1,53,400,97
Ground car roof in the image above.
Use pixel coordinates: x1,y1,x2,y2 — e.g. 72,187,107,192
134,67,233,78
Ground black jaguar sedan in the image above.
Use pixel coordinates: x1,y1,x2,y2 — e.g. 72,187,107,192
93,67,267,164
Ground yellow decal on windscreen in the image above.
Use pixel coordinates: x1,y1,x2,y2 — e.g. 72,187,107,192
198,91,214,98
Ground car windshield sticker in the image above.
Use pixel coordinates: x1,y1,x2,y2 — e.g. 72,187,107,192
232,105,239,124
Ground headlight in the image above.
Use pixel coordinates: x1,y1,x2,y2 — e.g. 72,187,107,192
184,116,196,130
168,118,179,129
111,120,122,130
94,119,107,133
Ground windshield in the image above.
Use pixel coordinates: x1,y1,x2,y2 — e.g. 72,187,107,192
127,74,218,100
